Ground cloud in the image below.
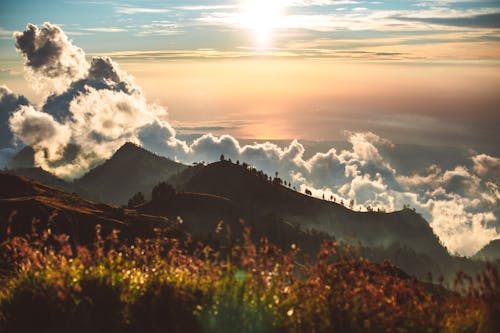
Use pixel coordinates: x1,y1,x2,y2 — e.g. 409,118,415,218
0,28,14,40
14,22,88,94
116,7,169,14
42,56,140,121
80,27,127,33
0,85,30,148
394,12,500,28
5,22,500,256
8,23,167,177
9,105,71,166
472,154,500,181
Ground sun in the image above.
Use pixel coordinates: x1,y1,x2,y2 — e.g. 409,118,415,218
242,0,286,48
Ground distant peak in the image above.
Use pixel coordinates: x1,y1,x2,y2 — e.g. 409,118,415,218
113,142,148,156
111,142,178,164
118,142,142,151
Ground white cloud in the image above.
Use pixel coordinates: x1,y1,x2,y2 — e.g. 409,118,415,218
116,7,169,14
80,27,127,33
14,22,88,95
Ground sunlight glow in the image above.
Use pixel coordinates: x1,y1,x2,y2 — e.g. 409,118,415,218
242,0,286,48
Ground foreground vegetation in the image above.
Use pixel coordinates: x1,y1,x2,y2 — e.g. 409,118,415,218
0,223,498,333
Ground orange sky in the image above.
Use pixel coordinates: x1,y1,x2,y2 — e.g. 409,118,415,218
3,58,500,148
120,59,500,146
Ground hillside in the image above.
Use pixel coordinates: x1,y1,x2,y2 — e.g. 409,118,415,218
75,142,187,204
474,239,500,261
171,160,448,258
139,191,331,255
0,173,176,245
7,167,81,195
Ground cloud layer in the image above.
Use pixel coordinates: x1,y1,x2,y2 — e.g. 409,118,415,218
2,23,499,256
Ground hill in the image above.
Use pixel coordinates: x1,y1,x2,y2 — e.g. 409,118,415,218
166,160,495,279
139,190,331,256
0,173,176,245
171,160,448,258
7,167,81,194
473,239,500,261
75,142,187,205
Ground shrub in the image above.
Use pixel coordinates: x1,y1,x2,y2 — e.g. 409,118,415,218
0,226,498,333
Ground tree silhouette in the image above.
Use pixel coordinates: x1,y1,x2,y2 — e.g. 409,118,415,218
152,182,176,204
127,192,145,208
220,154,225,161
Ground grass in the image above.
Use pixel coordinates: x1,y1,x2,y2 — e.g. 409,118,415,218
0,222,498,333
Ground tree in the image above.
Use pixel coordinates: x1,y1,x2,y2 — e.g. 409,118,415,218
349,199,354,209
220,154,225,161
305,189,312,196
128,192,145,208
152,182,176,204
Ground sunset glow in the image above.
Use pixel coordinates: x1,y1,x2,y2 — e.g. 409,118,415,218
242,0,286,47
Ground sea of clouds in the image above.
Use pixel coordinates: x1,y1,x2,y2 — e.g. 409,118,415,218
1,23,499,256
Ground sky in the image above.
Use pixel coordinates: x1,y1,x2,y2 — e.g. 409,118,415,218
0,1,500,256
1,0,500,148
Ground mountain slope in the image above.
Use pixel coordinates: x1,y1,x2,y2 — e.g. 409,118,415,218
172,160,448,258
0,173,175,245
473,239,500,261
7,167,81,194
75,142,187,205
139,191,331,255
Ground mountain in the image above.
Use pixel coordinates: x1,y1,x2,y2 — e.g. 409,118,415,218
473,239,500,261
170,160,448,258
7,146,35,169
75,142,187,205
165,160,492,280
0,173,177,245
